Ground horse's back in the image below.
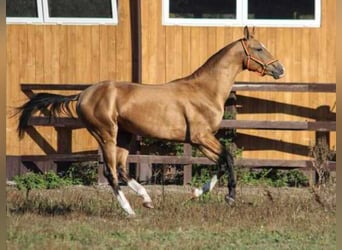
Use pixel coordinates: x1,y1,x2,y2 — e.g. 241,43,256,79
76,80,189,140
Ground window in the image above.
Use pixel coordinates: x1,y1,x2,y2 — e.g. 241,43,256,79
244,0,320,27
163,0,242,26
6,0,43,23
6,0,118,24
162,0,321,27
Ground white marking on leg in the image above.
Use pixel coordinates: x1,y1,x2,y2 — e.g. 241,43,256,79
193,175,218,198
116,190,136,216
193,188,203,197
127,179,152,203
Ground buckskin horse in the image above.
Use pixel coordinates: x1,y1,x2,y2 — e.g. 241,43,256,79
17,26,285,216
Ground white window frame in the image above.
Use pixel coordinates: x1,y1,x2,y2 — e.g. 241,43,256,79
6,0,118,25
162,0,321,28
6,0,44,24
162,0,242,27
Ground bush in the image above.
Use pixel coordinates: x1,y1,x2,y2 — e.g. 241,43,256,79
14,172,46,193
237,168,309,187
62,162,98,185
191,167,310,189
13,162,99,199
44,171,73,189
13,171,72,199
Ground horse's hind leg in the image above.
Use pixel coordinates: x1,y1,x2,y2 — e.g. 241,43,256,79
93,126,136,216
116,130,154,208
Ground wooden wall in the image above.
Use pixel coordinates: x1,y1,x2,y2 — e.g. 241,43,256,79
140,0,336,160
7,0,336,160
7,1,132,155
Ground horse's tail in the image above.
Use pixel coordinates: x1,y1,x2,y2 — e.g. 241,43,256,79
16,93,80,139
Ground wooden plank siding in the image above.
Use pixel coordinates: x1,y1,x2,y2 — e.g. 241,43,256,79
140,0,336,160
6,1,132,155
7,0,335,161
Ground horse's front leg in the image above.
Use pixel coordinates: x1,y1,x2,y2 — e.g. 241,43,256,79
192,134,236,204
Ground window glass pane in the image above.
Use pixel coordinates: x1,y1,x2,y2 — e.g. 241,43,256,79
169,0,236,19
248,0,315,20
47,0,113,18
6,0,38,17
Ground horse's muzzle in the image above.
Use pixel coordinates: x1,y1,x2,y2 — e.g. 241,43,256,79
270,64,285,79
273,70,285,79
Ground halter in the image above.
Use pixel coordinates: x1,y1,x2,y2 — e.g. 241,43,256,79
241,39,278,76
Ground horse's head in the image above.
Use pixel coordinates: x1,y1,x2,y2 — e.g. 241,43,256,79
241,26,285,79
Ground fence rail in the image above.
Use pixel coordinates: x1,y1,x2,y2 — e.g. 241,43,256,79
7,82,336,184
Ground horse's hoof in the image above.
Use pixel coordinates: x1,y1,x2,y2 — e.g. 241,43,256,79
143,202,154,209
225,195,235,206
191,188,202,198
126,213,137,219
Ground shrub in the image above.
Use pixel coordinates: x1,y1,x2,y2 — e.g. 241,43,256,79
62,162,98,185
14,172,46,199
191,167,310,189
44,171,73,189
236,168,309,187
13,171,72,199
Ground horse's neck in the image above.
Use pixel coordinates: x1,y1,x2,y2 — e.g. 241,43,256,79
187,41,243,106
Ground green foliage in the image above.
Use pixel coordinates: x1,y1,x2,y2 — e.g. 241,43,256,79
223,110,237,120
63,162,98,185
190,168,212,187
13,162,98,200
14,172,46,193
141,138,183,156
286,169,310,187
191,167,309,189
237,168,309,187
13,171,72,199
44,171,73,189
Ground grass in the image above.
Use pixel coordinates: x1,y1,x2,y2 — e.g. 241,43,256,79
7,184,336,249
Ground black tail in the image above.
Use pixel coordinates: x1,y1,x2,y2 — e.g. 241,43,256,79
16,93,79,139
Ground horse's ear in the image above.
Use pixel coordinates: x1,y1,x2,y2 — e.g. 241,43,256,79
243,26,250,40
251,27,255,38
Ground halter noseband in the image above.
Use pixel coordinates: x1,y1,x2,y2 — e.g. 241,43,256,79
241,39,278,76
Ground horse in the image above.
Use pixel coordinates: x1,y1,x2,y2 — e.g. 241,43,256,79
16,26,285,216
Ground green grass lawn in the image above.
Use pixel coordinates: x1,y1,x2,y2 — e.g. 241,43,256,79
7,184,336,249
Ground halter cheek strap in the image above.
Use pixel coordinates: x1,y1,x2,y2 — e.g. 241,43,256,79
241,39,278,76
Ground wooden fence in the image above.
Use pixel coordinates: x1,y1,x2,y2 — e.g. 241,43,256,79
6,82,336,184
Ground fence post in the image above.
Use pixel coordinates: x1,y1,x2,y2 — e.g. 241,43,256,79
311,105,331,185
315,105,330,147
183,143,192,185
135,135,152,183
55,127,72,173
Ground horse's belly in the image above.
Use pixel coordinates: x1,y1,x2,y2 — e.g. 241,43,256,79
118,114,187,142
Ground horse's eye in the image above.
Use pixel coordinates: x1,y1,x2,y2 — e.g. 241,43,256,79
256,48,263,52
